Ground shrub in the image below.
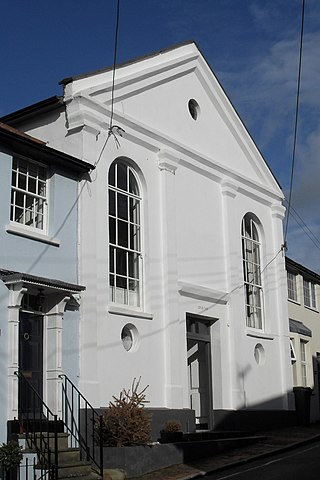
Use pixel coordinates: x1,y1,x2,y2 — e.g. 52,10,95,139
0,441,23,468
163,420,182,433
98,378,152,447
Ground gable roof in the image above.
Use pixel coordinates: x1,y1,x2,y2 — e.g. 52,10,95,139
1,41,280,191
0,96,63,125
60,40,196,85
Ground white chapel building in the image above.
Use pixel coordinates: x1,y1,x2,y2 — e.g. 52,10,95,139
1,41,294,433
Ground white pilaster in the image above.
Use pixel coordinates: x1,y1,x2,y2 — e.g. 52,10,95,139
7,285,27,419
158,149,183,407
45,296,70,416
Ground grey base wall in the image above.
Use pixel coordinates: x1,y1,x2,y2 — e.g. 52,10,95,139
213,409,297,432
146,408,196,439
98,436,259,477
92,407,196,441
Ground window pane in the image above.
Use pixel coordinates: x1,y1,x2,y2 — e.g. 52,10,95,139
303,280,310,307
18,173,27,190
109,246,115,273
28,176,37,194
12,171,17,188
25,207,34,226
14,207,24,224
311,284,316,309
109,190,115,217
109,217,116,244
116,249,127,276
117,193,128,220
251,222,259,241
129,197,140,224
128,252,139,279
130,225,140,251
117,163,127,191
129,170,139,195
38,179,46,197
35,212,44,229
108,162,115,186
118,220,128,247
116,275,127,289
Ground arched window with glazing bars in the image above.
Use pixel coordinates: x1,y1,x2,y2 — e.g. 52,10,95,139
241,214,263,329
108,160,142,308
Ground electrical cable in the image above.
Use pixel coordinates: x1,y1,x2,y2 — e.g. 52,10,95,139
109,0,121,131
284,199,320,246
284,0,305,242
287,207,320,251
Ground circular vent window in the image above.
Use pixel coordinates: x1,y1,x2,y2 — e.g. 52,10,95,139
121,324,139,352
188,99,200,120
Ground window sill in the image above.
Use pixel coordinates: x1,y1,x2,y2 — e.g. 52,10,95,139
304,305,319,313
246,330,275,340
108,305,153,320
6,224,60,247
288,298,301,306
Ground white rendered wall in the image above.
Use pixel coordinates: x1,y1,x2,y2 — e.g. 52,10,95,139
15,42,293,414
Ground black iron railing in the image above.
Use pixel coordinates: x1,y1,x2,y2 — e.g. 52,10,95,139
59,374,103,477
14,370,59,480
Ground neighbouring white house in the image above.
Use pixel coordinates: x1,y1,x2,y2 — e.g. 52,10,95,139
1,41,295,434
0,122,92,442
286,256,320,423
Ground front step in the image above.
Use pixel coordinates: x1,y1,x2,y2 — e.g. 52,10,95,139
20,432,102,480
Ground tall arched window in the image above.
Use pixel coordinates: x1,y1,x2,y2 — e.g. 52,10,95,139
108,160,142,307
241,215,263,329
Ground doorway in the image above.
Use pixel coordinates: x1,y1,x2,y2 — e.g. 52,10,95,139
18,312,43,415
187,314,213,430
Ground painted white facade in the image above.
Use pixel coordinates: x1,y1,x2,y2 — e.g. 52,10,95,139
4,42,294,429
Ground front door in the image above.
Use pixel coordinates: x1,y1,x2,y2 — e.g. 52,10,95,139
19,312,43,414
187,315,213,430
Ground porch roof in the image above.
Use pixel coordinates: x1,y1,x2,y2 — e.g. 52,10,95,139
0,268,85,292
289,318,312,337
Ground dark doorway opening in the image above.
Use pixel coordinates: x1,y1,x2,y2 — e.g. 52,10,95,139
18,312,43,415
187,313,214,430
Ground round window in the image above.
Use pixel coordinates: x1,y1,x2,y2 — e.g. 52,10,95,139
121,324,139,352
188,99,200,120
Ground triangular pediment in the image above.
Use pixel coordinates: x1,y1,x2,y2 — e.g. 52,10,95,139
64,42,281,195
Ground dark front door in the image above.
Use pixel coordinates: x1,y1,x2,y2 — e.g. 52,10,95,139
19,312,43,414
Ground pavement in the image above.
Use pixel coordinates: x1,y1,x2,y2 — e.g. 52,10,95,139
129,422,320,480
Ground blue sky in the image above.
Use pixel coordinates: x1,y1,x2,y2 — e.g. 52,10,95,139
1,0,319,272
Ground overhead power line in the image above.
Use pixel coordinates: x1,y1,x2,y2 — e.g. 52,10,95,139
284,0,305,242
284,201,320,251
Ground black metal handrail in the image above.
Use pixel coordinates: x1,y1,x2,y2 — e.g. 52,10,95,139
59,374,103,477
14,371,59,480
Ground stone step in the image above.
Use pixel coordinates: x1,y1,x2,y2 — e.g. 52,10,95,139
57,448,82,464
56,460,95,478
36,447,82,465
59,473,101,480
33,432,70,450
